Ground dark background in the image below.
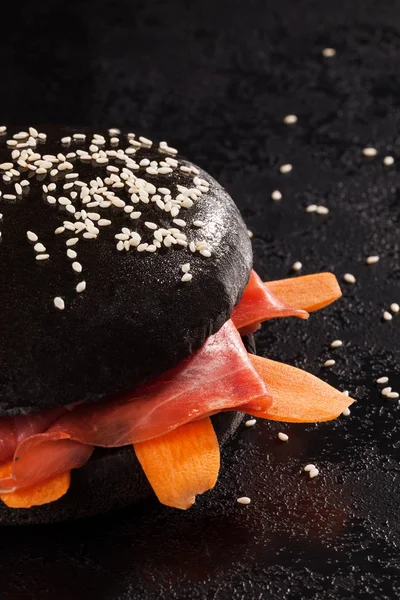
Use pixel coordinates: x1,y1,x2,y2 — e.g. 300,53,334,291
1,0,400,598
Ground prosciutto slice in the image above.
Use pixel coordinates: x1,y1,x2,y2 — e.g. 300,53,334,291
0,320,271,492
232,270,309,332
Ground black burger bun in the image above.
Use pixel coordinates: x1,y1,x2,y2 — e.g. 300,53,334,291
0,411,244,525
0,126,252,416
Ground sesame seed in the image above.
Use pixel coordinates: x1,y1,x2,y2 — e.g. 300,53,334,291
324,359,336,367
322,47,336,57
292,261,302,271
61,136,71,145
72,262,82,273
0,162,13,170
278,432,289,441
35,254,50,261
342,408,351,416
67,249,77,259
73,133,86,140
146,245,157,253
303,464,316,472
54,297,65,310
245,419,256,427
279,163,293,174
181,273,193,283
387,392,399,399
309,468,319,479
6,140,17,147
306,204,318,213
181,263,190,273
330,340,343,348
98,219,112,227
26,231,38,242
381,387,392,397
236,497,251,505
316,206,329,215
55,227,65,235
0,126,6,133
390,303,400,313
343,273,356,284
271,190,282,201
20,180,30,187
376,376,389,384
15,183,22,195
362,147,377,157
366,255,380,264
34,243,46,253
248,230,253,239
383,155,394,166
145,222,158,230
342,390,349,396
38,133,47,141
137,243,149,252
283,114,298,125
173,218,186,227
200,249,212,258
76,281,86,293
139,136,153,146
193,220,204,227
383,311,393,321
66,238,79,247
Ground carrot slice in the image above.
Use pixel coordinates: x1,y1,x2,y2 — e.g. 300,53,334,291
0,462,70,508
248,354,354,422
266,273,341,313
134,417,220,510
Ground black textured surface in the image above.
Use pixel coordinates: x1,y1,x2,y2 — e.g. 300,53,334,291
0,127,251,416
1,0,400,599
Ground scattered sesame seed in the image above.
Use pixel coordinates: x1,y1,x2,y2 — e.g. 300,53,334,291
76,281,86,293
283,114,297,125
390,303,400,313
278,432,289,441
271,190,282,201
376,376,389,384
245,419,256,427
236,497,251,505
0,162,13,170
66,238,79,247
54,297,65,310
35,254,50,261
0,126,6,134
381,387,392,396
306,204,318,213
342,408,351,416
387,392,399,399
279,163,293,174
303,464,316,472
200,249,212,258
139,136,152,146
181,263,190,273
309,468,319,479
330,340,343,348
316,206,329,215
292,261,302,271
38,133,47,141
181,273,193,283
322,47,336,57
366,255,380,265
343,273,356,284
67,249,77,259
324,359,336,367
383,155,394,166
363,147,377,157
15,183,22,195
342,390,350,396
247,229,253,239
34,243,46,253
72,261,83,273
26,231,38,242
383,311,393,321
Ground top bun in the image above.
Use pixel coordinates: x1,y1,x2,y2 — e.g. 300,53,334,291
0,126,252,416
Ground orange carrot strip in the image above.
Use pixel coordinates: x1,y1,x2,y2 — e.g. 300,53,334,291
266,273,342,313
0,461,70,508
248,354,354,422
134,417,220,510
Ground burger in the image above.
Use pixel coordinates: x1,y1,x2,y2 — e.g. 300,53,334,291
0,126,353,524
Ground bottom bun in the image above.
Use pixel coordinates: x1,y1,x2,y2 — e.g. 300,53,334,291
0,334,254,526
0,411,244,525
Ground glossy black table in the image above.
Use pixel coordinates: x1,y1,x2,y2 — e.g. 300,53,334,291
1,0,400,598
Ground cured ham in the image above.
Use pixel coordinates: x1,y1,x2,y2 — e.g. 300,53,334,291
232,270,309,332
0,320,271,493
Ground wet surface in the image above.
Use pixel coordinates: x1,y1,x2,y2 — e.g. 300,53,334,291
1,0,400,598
